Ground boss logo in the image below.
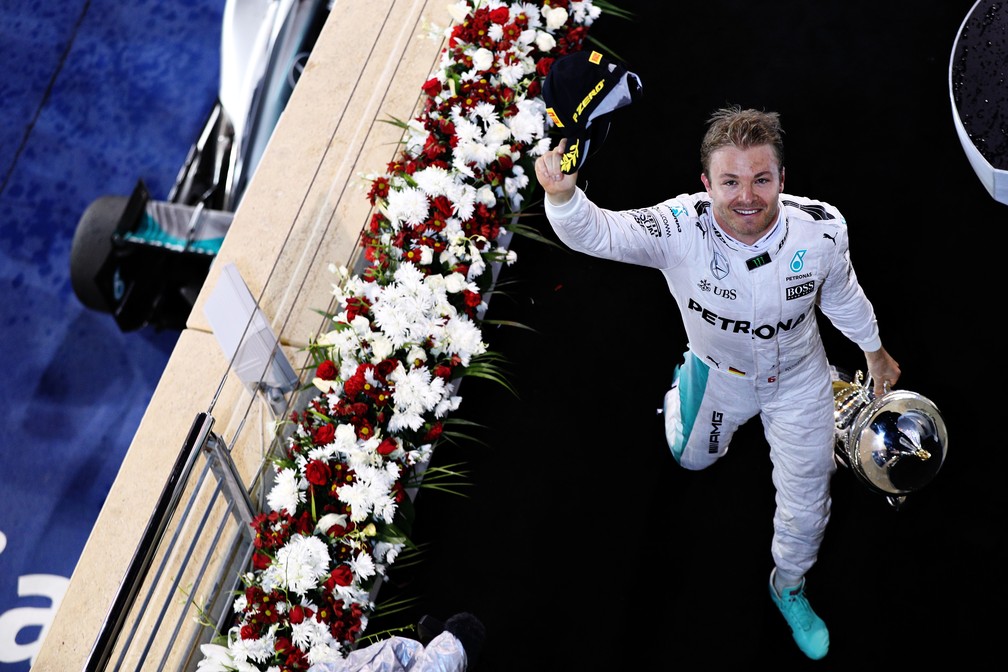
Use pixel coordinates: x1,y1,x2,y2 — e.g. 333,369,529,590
786,280,815,300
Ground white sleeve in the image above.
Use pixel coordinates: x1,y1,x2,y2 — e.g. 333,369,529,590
816,225,883,352
543,187,685,269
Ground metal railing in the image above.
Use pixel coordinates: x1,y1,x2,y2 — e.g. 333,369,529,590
83,407,272,671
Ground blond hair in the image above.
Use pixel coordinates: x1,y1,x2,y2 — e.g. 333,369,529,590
700,105,785,178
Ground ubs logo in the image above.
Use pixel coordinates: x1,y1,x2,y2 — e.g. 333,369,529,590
698,279,737,300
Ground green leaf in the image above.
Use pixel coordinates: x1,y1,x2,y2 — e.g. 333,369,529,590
481,318,538,333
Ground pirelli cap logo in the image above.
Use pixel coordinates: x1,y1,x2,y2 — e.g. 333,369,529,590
573,78,606,123
588,50,603,65
546,107,563,128
560,139,581,174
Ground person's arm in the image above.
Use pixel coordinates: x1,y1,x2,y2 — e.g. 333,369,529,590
865,345,901,397
813,216,901,396
534,138,578,205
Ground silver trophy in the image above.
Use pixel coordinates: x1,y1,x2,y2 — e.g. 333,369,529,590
831,367,949,509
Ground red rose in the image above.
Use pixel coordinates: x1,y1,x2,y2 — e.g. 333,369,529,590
312,423,335,446
377,438,398,455
463,289,482,308
305,459,332,486
424,422,443,442
316,359,337,380
422,76,442,97
329,564,354,587
489,6,510,23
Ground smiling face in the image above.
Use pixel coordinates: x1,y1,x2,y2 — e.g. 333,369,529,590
701,143,784,246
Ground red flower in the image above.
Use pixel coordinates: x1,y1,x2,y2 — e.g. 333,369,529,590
366,176,391,204
312,423,335,446
288,605,309,625
305,459,331,486
489,6,510,24
463,289,482,309
424,421,444,442
421,76,442,98
377,438,398,455
316,359,337,380
328,564,354,588
252,551,271,570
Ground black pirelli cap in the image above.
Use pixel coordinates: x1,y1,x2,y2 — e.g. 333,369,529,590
542,49,642,174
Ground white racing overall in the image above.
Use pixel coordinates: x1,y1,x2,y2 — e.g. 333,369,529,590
544,188,882,578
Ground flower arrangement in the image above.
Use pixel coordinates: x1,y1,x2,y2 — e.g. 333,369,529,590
197,1,620,669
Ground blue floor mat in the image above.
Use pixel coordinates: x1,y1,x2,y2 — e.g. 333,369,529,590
0,1,223,668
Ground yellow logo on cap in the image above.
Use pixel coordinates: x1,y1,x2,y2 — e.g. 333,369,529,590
546,106,564,128
589,50,603,64
560,139,581,173
572,79,606,123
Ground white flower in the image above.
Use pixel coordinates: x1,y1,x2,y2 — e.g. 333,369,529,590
475,184,497,207
312,376,340,394
443,272,469,294
534,30,557,52
507,98,547,145
441,314,487,366
388,363,448,431
351,549,377,581
291,616,334,658
337,462,401,523
316,513,349,535
446,182,476,221
267,467,305,515
306,637,345,667
196,643,236,672
497,60,528,87
373,541,404,566
542,5,569,30
228,623,277,664
407,345,428,366
471,47,494,72
412,165,454,196
384,186,429,229
571,1,602,25
446,1,470,24
370,332,394,361
263,534,331,596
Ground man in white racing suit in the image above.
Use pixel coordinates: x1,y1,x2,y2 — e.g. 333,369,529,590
533,105,901,661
